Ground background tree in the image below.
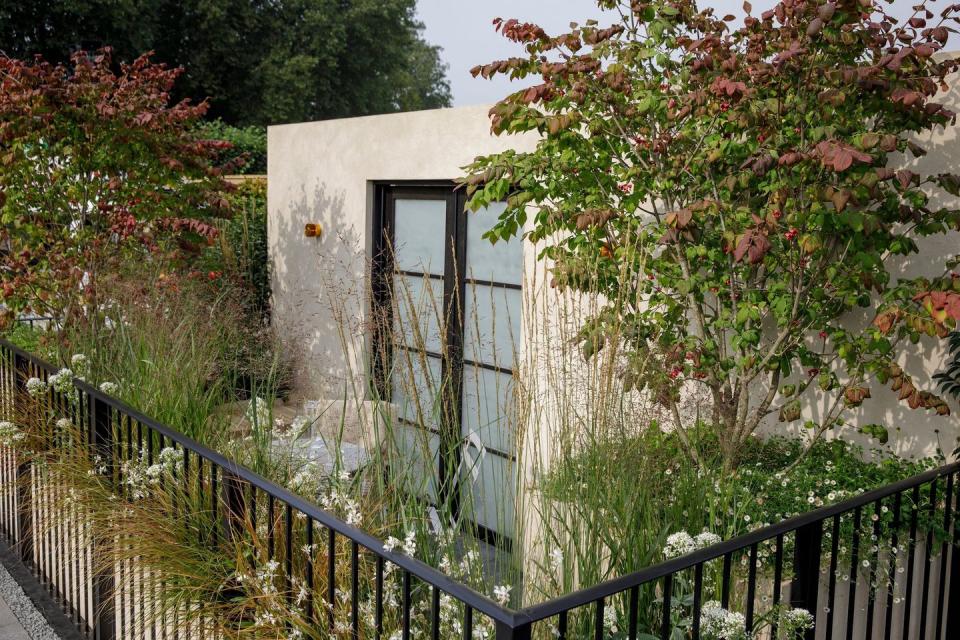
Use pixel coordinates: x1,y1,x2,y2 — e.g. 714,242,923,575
0,49,231,326
0,0,451,126
465,0,960,468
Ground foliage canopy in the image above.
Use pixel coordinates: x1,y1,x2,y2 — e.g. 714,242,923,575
0,0,452,125
0,49,232,324
465,0,960,466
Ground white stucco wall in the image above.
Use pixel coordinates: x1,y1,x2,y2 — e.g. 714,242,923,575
268,105,537,401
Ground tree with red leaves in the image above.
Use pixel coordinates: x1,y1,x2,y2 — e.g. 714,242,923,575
0,48,233,327
465,0,960,467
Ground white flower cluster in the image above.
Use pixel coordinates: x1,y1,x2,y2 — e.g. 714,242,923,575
0,422,25,447
120,446,183,499
779,607,815,633
700,601,748,640
245,397,271,428
26,377,47,398
663,530,722,558
48,368,74,394
99,381,119,395
70,354,88,375
383,530,417,556
319,485,362,526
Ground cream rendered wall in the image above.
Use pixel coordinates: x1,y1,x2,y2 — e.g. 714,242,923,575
268,105,536,402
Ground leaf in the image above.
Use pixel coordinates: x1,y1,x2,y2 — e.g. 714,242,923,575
666,208,693,228
779,400,802,422
858,423,888,444
733,228,770,264
860,132,879,150
799,234,821,254
906,140,927,157
830,189,851,212
896,170,915,189
844,386,871,407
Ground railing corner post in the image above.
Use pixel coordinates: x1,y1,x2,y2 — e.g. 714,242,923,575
791,520,823,640
496,620,531,640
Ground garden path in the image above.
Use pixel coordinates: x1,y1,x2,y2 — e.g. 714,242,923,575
0,554,63,640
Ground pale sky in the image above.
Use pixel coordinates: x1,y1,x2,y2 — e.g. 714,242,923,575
415,0,943,107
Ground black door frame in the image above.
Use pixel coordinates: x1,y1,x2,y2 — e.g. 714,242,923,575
371,181,514,549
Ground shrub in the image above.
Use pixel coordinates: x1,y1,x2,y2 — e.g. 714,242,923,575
0,48,232,328
196,119,267,174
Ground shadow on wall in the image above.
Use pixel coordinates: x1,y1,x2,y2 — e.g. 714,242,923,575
271,181,370,402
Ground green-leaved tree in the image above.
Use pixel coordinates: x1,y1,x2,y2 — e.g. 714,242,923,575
465,0,960,468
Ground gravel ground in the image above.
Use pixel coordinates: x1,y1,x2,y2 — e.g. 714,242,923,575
0,560,60,640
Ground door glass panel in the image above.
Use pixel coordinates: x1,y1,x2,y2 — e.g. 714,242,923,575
465,202,522,285
394,199,447,275
391,353,443,429
392,424,440,501
460,451,515,534
463,285,522,369
461,366,515,454
394,275,444,353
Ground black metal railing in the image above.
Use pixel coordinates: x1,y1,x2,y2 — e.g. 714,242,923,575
14,315,55,330
1,337,959,640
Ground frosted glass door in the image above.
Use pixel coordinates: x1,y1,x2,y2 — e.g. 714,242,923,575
378,188,522,541
389,197,449,500
459,203,522,535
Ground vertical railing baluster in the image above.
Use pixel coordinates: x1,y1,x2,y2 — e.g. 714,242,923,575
903,484,921,640
661,573,672,640
495,618,530,640
628,584,639,640
793,520,823,640
919,479,938,640
13,352,32,565
351,541,359,638
431,585,441,640
745,543,758,630
885,493,903,639
375,556,384,640
91,394,116,640
826,513,841,640
945,473,960,640
594,597,604,640
402,569,412,640
692,563,703,640
865,500,884,640
936,474,954,640
328,527,336,631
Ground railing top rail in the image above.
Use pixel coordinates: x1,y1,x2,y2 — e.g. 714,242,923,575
6,337,959,630
516,458,960,624
1,339,516,625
